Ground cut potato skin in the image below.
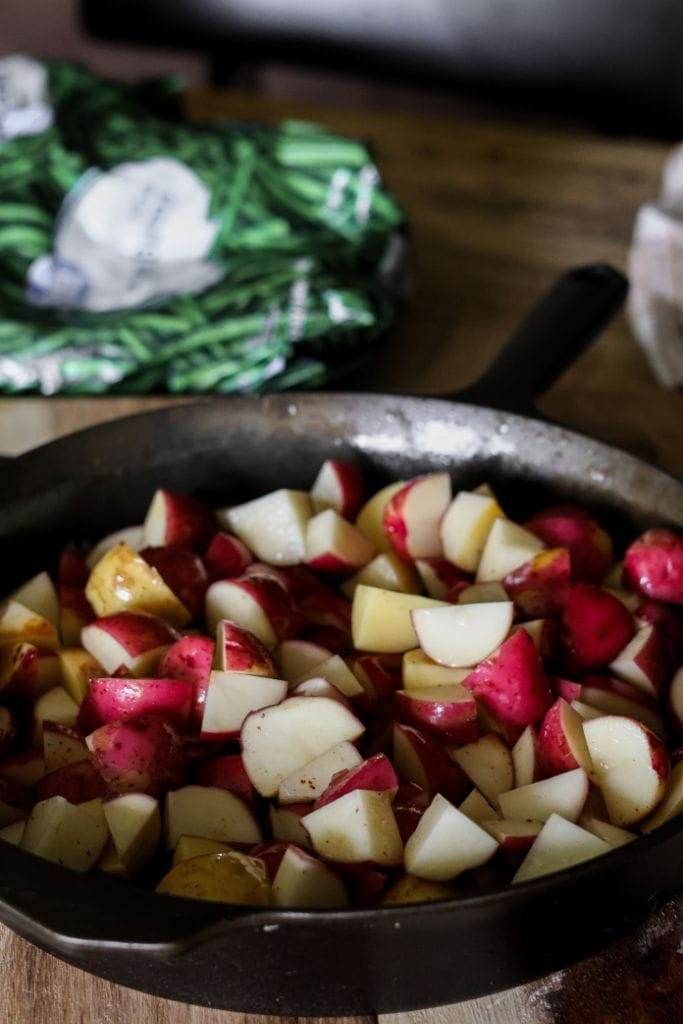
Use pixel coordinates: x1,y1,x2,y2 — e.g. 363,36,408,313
461,629,553,745
537,699,593,777
641,761,683,831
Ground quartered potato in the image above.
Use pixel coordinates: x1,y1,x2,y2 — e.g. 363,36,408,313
156,851,271,906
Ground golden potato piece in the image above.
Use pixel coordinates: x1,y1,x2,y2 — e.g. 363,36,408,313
355,482,404,552
173,835,232,866
351,585,445,653
381,874,455,905
157,851,271,906
0,601,59,650
86,543,190,627
96,839,128,878
58,648,102,705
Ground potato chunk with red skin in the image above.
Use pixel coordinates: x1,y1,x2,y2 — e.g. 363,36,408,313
624,529,683,606
461,629,553,745
139,546,208,618
32,759,106,804
85,544,190,627
214,621,276,676
634,599,683,665
77,677,193,734
525,505,613,583
86,716,185,796
560,583,634,674
503,548,571,618
157,634,214,732
143,489,215,552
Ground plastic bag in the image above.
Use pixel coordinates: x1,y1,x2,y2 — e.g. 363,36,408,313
0,58,407,394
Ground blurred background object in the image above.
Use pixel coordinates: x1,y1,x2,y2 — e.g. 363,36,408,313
79,0,683,138
1,0,205,83
629,145,683,390
2,1,683,137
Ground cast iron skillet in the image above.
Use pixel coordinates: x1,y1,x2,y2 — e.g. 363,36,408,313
1,266,682,1016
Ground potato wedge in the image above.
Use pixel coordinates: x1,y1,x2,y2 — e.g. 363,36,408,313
156,851,271,905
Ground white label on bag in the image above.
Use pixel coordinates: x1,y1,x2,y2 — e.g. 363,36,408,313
0,55,53,141
26,157,223,312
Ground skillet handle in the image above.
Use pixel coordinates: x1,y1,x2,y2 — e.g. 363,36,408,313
456,264,628,414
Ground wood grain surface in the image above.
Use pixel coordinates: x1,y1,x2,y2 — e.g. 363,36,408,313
0,91,681,1024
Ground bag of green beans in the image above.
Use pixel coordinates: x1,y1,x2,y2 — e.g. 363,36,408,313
0,57,407,394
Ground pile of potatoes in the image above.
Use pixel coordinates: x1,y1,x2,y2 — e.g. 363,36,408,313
0,461,681,908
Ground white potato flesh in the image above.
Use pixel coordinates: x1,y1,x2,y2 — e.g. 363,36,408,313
164,785,262,849
303,789,403,866
583,716,668,827
440,492,503,572
21,797,109,872
352,586,446,654
512,814,610,884
103,793,161,875
476,519,544,583
273,846,348,908
451,735,514,808
404,794,498,881
278,741,362,804
498,768,589,823
241,696,364,797
201,671,287,738
223,490,312,565
412,601,513,668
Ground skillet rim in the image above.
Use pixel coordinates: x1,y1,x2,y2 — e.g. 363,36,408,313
5,391,682,491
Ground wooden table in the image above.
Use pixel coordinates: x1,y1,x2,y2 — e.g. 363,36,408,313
0,92,681,1024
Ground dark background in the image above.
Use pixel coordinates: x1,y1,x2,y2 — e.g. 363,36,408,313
3,0,683,138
